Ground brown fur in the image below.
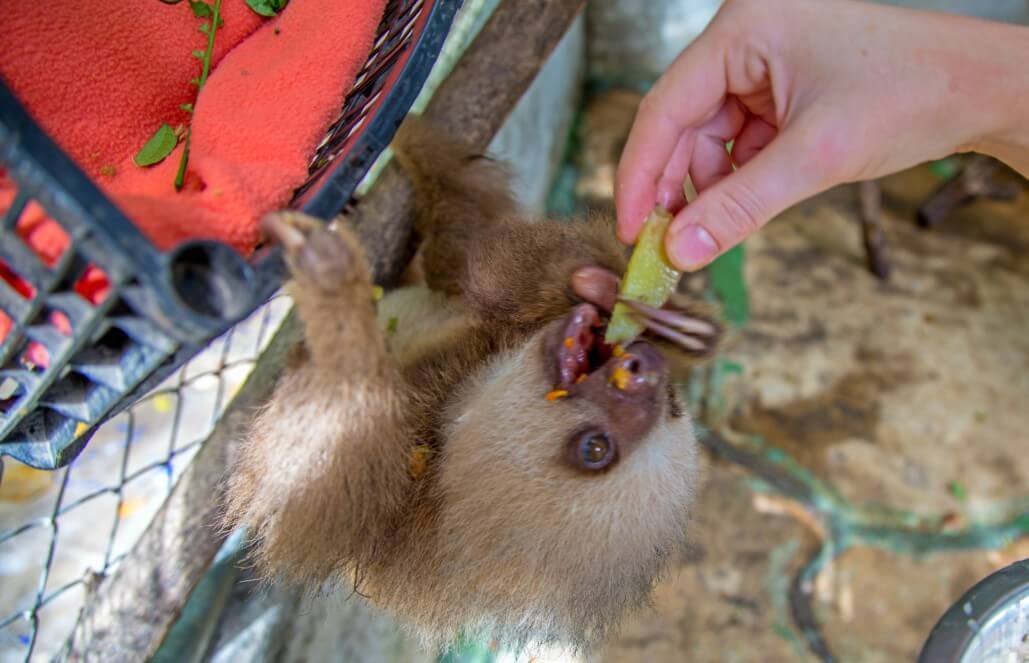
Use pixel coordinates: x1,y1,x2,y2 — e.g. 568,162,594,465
223,116,721,652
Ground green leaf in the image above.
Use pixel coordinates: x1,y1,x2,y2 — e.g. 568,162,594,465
246,0,288,17
192,49,204,58
708,244,750,328
189,0,212,17
134,124,178,167
198,21,210,34
948,481,968,502
386,316,398,334
180,103,194,113
929,157,962,181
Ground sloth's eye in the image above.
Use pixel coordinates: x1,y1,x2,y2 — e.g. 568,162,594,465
568,430,617,471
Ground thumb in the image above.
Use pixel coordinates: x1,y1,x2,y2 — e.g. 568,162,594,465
665,127,826,271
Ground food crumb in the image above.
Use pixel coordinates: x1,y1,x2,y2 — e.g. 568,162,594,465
609,365,631,390
940,511,964,532
545,389,569,401
563,337,575,349
409,444,433,478
99,165,117,177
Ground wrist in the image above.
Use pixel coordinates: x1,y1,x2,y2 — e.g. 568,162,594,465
959,20,1029,175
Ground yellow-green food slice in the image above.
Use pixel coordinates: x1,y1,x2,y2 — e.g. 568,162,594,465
604,207,681,345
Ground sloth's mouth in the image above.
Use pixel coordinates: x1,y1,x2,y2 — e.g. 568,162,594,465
548,303,665,391
554,304,613,387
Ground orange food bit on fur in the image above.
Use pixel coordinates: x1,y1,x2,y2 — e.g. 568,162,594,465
612,344,625,358
609,365,632,390
409,444,433,479
563,337,575,349
545,389,569,401
575,374,588,385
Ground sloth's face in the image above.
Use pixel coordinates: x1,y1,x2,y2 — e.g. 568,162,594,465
429,310,700,641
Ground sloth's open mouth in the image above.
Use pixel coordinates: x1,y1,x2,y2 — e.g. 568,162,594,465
554,304,613,387
548,303,665,391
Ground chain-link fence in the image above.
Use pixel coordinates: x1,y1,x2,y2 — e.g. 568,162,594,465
0,295,291,662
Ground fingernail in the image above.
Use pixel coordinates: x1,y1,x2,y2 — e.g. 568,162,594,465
657,184,676,210
656,181,684,214
669,224,718,271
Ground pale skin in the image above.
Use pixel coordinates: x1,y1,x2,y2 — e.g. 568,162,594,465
615,0,1029,271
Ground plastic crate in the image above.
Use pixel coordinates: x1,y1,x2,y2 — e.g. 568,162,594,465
0,0,462,470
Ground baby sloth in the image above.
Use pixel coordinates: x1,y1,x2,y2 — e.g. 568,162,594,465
223,117,722,651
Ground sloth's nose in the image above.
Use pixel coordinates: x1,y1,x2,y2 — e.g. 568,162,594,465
607,342,664,394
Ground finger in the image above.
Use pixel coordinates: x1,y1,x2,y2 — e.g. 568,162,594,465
615,32,728,244
689,97,746,192
730,114,778,167
655,131,695,215
665,126,822,271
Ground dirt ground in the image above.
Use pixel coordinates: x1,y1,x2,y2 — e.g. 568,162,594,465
587,126,1029,661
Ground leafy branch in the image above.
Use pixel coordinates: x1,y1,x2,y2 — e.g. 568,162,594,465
174,0,223,190
246,0,288,17
136,0,285,187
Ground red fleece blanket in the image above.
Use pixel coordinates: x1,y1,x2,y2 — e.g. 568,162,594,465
0,0,386,357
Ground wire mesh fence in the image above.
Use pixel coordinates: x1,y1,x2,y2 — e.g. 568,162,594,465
0,293,291,662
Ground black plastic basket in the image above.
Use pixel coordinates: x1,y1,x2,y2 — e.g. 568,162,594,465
0,0,462,470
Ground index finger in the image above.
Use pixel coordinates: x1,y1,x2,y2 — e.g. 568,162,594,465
614,30,729,244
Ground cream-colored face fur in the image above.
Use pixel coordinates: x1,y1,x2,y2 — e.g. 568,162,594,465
431,325,700,647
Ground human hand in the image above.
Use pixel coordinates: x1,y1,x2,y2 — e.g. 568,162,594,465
615,0,1029,271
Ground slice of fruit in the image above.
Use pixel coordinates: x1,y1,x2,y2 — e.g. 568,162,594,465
604,207,681,345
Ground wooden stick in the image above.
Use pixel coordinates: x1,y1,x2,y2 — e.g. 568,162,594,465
917,155,1020,228
858,180,892,280
62,1,586,660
